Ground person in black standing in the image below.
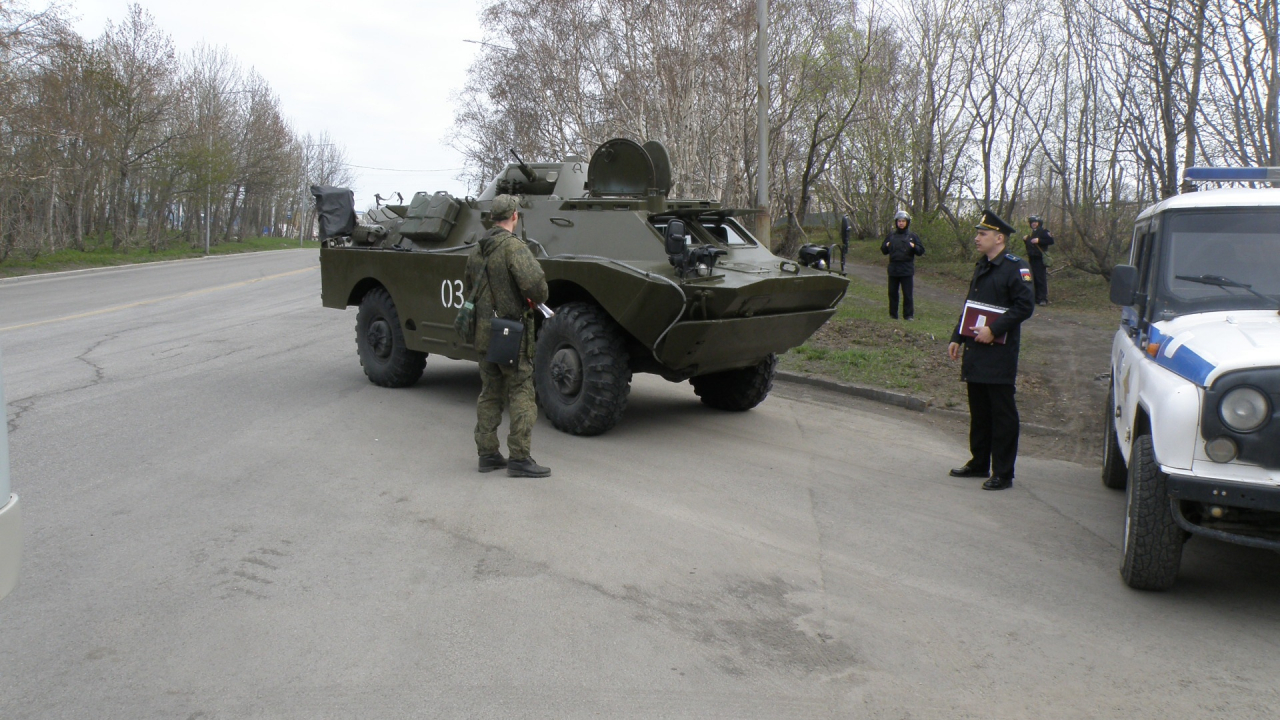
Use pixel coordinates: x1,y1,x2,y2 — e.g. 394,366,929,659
1023,215,1055,306
947,210,1035,490
881,210,925,320
840,214,851,274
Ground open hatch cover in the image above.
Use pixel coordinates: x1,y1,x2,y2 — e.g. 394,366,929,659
587,138,673,197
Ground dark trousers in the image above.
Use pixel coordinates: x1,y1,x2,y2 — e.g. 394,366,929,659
1028,254,1048,303
966,382,1020,478
888,275,914,319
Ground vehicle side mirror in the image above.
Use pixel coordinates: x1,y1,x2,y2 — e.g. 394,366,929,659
1110,264,1139,306
664,220,688,256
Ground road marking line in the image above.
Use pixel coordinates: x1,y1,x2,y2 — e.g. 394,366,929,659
0,266,317,334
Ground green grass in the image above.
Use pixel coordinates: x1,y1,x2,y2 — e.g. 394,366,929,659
780,271,968,407
839,237,1114,314
0,236,320,279
784,237,1119,407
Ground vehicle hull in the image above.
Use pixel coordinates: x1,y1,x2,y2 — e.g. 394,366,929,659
321,245,845,375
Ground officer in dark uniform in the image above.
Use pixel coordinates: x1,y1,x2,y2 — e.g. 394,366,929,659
1023,215,1055,305
947,210,1035,490
840,214,851,274
881,210,925,319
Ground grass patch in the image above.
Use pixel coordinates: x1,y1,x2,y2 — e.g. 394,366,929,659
0,236,320,279
780,271,968,408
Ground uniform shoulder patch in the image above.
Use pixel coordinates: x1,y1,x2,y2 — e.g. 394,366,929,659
1005,253,1021,262
1019,267,1033,282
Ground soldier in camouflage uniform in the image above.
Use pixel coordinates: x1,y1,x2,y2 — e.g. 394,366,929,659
464,194,551,477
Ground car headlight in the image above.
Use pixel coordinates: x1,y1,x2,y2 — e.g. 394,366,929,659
1220,386,1270,432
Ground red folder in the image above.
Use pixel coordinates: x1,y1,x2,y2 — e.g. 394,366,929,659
959,300,1008,345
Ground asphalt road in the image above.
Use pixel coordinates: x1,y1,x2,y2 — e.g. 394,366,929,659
1,249,1278,719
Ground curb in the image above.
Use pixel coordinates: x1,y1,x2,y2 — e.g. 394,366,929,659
775,370,930,412
775,371,1063,433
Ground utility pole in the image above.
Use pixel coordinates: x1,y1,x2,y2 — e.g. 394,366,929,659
205,132,212,255
756,0,770,249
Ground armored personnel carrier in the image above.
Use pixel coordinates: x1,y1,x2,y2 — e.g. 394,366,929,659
317,138,848,436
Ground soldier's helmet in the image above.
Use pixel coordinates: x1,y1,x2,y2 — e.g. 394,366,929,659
491,194,520,222
1028,214,1043,226
894,210,911,222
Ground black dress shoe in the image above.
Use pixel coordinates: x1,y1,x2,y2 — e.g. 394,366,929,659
478,453,507,473
982,476,1013,491
949,465,990,478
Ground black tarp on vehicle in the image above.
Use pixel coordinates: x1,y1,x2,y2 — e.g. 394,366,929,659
310,185,356,239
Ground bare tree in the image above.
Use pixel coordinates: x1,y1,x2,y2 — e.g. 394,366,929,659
96,4,183,247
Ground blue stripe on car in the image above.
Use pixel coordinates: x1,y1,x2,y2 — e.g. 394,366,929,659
1155,344,1216,386
1148,325,1167,346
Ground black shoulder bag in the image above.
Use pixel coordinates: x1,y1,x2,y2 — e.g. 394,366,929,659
482,248,525,367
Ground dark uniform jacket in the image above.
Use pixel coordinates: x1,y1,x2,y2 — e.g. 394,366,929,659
463,227,549,356
950,252,1035,384
1025,227,1054,258
881,230,925,276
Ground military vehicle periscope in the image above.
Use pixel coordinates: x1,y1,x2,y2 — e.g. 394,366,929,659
315,138,849,436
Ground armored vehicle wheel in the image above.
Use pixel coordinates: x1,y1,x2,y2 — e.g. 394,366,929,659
1120,434,1183,591
690,354,777,411
535,301,632,436
355,287,426,388
1101,386,1128,490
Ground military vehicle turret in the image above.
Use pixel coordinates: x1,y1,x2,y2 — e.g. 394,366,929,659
316,138,848,436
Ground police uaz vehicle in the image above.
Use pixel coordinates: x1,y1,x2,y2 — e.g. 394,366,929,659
1105,166,1280,590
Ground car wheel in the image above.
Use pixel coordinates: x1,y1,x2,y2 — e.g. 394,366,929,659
1120,434,1183,591
1101,386,1128,490
690,354,777,412
534,301,631,436
355,287,426,387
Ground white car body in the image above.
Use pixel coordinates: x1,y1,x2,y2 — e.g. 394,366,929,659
1108,185,1280,589
1114,309,1280,481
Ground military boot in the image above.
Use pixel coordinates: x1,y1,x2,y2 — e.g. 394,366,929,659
478,453,507,473
507,457,551,478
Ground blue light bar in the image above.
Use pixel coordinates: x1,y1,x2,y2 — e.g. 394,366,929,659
1183,166,1280,182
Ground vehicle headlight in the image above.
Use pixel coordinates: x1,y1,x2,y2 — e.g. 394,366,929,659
1220,386,1270,432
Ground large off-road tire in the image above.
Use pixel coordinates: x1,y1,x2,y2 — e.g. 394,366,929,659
1120,434,1183,591
355,287,426,388
690,354,777,411
535,301,632,436
1101,386,1128,490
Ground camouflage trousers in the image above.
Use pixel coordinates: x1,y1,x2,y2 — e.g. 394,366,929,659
475,358,537,460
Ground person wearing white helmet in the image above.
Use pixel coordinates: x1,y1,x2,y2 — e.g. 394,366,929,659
880,210,926,320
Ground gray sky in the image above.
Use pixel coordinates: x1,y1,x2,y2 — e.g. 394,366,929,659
71,0,486,209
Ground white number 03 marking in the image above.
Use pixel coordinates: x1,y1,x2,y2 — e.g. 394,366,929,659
440,279,464,309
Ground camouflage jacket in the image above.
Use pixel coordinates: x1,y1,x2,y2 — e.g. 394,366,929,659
463,227,549,355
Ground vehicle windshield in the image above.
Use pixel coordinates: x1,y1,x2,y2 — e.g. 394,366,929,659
1156,209,1280,316
649,218,757,247
702,220,756,246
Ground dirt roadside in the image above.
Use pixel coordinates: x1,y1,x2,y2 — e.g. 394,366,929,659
818,262,1115,466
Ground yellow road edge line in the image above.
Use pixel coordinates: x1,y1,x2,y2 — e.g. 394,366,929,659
0,266,317,334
